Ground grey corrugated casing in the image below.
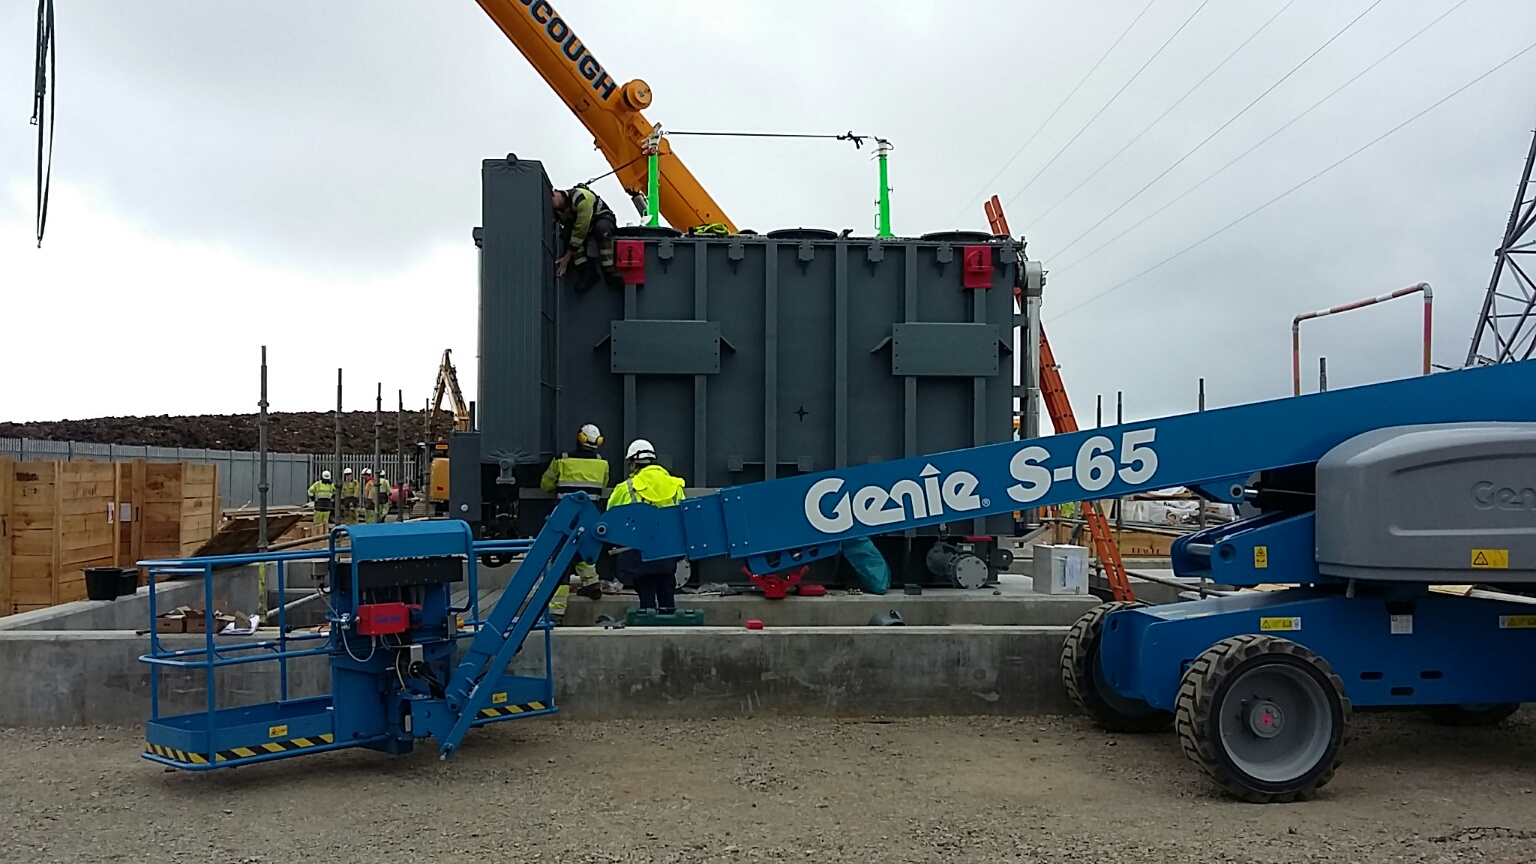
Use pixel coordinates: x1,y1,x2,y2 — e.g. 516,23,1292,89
477,157,1030,581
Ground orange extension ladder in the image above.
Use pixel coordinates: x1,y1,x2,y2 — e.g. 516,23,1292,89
985,195,1135,602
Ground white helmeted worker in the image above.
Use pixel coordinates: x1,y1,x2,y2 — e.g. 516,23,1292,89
606,439,687,613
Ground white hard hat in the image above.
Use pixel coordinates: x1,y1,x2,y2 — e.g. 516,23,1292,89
362,467,373,475
578,423,602,447
321,470,332,481
344,467,354,475
625,438,656,461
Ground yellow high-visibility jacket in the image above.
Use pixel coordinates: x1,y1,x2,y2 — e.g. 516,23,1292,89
541,454,610,495
606,465,685,509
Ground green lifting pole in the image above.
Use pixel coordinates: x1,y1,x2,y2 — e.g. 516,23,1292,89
875,137,893,238
645,126,662,228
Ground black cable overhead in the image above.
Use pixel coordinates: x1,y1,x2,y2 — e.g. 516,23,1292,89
946,0,1157,227
1021,0,1295,233
1052,0,1470,277
668,130,873,148
1043,38,1536,325
1048,0,1385,263
32,0,56,248
1002,0,1211,211
578,130,874,187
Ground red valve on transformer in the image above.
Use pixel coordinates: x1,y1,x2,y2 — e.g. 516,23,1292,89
615,240,646,285
962,245,993,289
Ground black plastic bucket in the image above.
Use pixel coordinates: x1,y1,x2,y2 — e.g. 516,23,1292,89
118,568,140,597
83,567,122,601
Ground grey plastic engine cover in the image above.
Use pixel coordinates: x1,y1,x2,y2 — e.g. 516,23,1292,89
1316,422,1536,583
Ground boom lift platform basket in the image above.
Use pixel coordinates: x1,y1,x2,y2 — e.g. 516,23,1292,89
139,521,560,769
143,361,1536,802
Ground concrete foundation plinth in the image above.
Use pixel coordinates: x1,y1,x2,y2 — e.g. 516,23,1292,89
0,626,1074,727
559,589,1095,628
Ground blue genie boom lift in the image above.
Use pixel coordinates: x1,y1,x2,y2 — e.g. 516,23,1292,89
142,360,1536,801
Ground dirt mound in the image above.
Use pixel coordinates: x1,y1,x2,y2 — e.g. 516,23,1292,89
0,411,457,453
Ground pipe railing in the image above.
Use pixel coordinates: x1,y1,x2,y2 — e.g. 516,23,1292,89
1292,282,1432,396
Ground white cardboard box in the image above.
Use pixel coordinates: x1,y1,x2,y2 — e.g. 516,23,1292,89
1032,544,1088,595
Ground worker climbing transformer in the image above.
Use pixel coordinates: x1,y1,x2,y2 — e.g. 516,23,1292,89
552,185,621,290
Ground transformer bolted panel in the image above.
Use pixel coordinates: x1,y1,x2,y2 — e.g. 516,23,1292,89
476,159,558,471
477,157,1023,542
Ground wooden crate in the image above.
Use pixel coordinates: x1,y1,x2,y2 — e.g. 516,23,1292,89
116,461,222,564
1,458,117,615
1047,519,1180,560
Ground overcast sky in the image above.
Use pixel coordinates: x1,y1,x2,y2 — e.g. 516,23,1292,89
2,1,1533,428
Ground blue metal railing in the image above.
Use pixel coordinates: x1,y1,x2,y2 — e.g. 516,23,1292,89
138,529,537,736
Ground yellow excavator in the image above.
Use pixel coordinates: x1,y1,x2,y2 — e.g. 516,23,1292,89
424,349,472,514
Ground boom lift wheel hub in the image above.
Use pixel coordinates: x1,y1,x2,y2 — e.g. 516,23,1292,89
1175,635,1349,803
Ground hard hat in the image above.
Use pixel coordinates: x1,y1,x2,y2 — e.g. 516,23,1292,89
362,467,373,475
625,438,656,461
578,423,603,448
344,467,354,475
321,470,332,481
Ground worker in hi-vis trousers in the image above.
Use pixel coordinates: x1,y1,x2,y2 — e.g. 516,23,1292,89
374,476,393,523
307,470,336,525
607,439,686,613
339,468,361,524
552,185,621,291
363,471,391,523
541,424,611,624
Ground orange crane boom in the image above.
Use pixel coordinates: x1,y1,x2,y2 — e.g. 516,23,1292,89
474,0,737,233
985,196,1134,602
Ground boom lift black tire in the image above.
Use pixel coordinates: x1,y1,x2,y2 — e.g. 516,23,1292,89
1422,703,1520,727
1176,634,1350,803
1061,601,1174,733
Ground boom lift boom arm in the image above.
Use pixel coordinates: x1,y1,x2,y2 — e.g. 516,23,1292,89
590,361,1536,576
474,0,736,233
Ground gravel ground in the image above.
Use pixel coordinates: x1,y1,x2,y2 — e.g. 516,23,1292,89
3,712,1534,863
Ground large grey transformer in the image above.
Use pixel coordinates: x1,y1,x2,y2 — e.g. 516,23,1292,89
1316,423,1536,583
476,157,1026,585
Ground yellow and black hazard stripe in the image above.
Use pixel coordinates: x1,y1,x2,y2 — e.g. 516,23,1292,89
145,733,336,765
478,700,547,719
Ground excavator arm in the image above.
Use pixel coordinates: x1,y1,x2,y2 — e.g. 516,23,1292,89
474,0,736,233
426,349,472,444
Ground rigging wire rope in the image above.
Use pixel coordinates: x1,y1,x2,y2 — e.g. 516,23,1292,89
32,0,56,248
